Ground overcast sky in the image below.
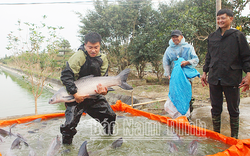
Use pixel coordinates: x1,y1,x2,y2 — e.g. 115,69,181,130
0,0,95,58
0,0,249,58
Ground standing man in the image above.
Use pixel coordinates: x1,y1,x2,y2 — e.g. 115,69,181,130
201,9,250,139
60,32,116,144
163,30,199,114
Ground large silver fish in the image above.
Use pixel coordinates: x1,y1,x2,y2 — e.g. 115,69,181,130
0,128,11,137
78,137,123,156
49,68,133,104
10,134,29,150
111,137,123,149
78,141,89,156
169,141,178,153
47,135,61,156
11,137,22,149
0,123,17,137
188,139,198,155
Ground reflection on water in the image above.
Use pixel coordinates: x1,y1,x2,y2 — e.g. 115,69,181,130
0,113,230,155
0,68,65,119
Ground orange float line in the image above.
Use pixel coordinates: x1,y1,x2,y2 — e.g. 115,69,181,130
0,100,249,156
0,112,86,127
112,101,250,156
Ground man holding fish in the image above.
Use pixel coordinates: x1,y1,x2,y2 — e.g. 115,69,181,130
59,32,117,145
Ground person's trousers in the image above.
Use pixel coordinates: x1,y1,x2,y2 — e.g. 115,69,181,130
209,83,240,117
209,82,240,138
189,80,194,114
60,95,116,141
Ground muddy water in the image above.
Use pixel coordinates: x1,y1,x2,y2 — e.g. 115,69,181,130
0,112,230,155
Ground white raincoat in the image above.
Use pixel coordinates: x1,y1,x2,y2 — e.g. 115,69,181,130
162,37,199,77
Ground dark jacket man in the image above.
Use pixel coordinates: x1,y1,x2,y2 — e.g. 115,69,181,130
201,9,250,139
203,28,250,86
60,32,116,145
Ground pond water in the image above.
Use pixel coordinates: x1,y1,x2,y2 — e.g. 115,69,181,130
0,68,65,119
0,112,230,156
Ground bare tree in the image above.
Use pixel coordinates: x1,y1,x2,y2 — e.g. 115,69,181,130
6,16,63,115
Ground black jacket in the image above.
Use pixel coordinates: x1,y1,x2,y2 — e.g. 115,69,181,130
203,28,250,86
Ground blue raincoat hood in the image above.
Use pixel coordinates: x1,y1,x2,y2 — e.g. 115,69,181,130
168,36,188,47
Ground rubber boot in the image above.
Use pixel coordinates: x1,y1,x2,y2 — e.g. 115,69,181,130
230,116,239,139
187,97,195,122
60,123,77,145
102,120,115,135
212,115,221,133
62,135,73,145
190,97,195,114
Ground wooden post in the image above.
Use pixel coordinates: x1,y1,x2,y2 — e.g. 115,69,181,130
131,90,133,107
132,99,168,107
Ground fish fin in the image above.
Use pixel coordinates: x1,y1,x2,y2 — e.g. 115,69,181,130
23,141,29,146
78,141,89,156
0,128,10,137
107,87,115,92
10,123,17,129
33,118,42,123
63,95,74,100
87,95,98,99
169,141,178,153
119,83,133,90
9,123,17,135
111,137,123,149
11,137,21,149
118,68,133,90
77,75,94,81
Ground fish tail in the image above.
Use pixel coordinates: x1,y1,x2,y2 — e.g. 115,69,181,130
78,141,89,156
9,123,17,137
118,68,133,90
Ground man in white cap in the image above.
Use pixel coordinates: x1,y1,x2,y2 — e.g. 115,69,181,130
163,30,199,115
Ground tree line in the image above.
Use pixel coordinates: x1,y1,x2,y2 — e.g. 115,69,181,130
2,0,249,80
0,0,248,115
77,0,250,79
